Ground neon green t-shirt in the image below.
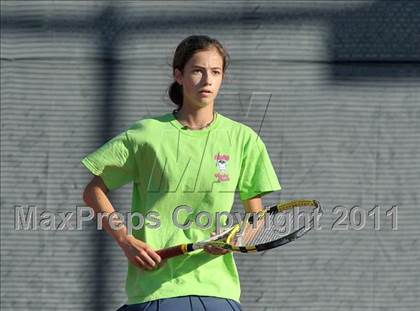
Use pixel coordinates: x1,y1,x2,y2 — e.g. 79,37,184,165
81,111,281,304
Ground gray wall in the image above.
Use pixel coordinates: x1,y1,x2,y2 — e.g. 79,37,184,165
1,1,419,310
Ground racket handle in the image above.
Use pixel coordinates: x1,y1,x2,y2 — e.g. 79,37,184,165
156,244,189,260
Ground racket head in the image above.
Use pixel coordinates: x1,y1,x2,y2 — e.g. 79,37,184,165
226,199,321,253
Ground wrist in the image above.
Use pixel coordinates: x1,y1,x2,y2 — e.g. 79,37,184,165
116,233,134,247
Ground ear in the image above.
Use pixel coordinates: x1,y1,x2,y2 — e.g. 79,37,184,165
174,68,183,86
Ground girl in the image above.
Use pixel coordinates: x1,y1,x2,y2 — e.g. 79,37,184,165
82,35,281,311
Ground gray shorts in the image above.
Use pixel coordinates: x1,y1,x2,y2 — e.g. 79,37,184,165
117,295,242,311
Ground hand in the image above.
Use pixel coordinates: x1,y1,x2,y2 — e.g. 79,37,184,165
118,235,163,271
203,244,231,256
203,231,231,256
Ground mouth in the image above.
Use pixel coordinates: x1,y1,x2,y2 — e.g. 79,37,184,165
198,90,212,97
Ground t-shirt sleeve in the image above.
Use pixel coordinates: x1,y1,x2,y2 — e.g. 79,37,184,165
81,131,139,191
236,133,281,201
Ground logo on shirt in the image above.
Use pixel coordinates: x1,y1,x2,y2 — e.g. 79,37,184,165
214,153,230,182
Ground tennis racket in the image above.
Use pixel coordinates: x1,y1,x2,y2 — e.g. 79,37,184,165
157,199,322,260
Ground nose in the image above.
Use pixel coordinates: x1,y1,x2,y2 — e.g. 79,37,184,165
202,70,213,85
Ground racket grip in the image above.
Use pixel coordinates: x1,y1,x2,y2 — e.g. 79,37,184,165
156,244,188,260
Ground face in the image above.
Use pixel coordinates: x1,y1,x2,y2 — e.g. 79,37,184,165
174,47,224,109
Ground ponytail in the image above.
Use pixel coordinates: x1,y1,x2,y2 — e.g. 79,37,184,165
168,81,183,111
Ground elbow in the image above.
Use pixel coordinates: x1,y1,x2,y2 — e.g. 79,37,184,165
82,185,93,206
83,180,98,206
82,176,109,206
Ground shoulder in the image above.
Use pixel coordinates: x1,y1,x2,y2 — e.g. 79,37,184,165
218,113,260,143
127,113,172,132
125,112,173,136
123,112,173,146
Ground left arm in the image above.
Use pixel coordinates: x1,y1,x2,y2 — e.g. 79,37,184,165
241,194,263,213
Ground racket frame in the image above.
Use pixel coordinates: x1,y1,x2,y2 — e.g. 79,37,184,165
156,199,321,259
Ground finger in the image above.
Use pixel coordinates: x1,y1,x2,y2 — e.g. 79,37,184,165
212,249,230,255
212,246,230,254
135,255,154,271
206,248,226,255
204,245,230,255
129,256,143,270
145,248,162,265
131,256,150,271
207,244,227,251
203,245,211,253
138,251,158,269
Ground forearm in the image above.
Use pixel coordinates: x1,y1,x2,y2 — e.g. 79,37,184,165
83,181,129,245
242,195,264,213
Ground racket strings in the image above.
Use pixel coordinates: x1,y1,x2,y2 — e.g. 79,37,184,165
232,205,316,247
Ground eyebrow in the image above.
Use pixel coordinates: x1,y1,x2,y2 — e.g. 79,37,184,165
192,65,222,70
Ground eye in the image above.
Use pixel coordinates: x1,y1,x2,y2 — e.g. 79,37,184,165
213,71,221,75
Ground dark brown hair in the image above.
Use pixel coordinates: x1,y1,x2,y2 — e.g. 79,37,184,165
168,35,230,110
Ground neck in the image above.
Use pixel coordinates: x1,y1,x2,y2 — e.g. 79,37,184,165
173,105,216,130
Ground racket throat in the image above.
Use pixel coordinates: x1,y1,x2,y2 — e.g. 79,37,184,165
189,243,202,251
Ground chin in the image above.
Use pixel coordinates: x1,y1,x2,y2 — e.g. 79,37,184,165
194,103,211,110
195,99,213,108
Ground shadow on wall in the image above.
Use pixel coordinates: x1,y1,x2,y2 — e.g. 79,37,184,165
327,0,420,79
2,1,419,310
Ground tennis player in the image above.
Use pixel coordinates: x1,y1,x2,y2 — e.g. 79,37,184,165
82,35,281,311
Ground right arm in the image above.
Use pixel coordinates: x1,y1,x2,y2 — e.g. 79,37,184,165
82,176,162,270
